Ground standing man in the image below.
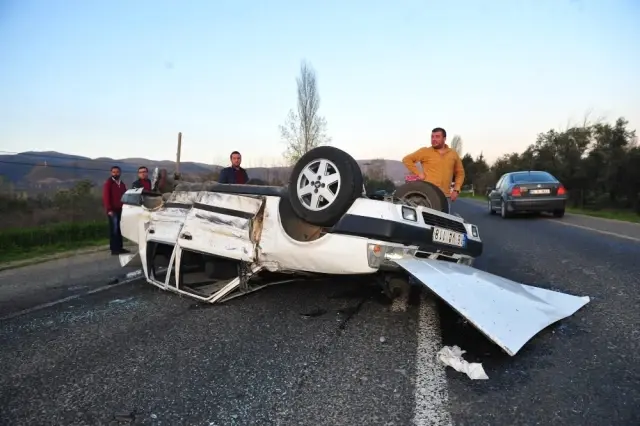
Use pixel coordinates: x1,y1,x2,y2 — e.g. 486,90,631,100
402,127,465,209
131,166,152,191
218,150,249,184
102,166,129,255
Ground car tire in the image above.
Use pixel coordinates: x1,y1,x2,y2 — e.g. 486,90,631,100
552,209,565,218
500,200,510,218
394,181,449,213
488,199,496,215
288,146,364,227
347,156,366,195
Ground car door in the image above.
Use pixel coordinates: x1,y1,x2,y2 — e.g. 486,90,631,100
490,175,506,209
176,191,265,263
499,174,513,201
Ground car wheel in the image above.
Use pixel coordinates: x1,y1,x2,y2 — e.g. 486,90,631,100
552,209,565,218
288,146,364,226
488,199,496,215
394,181,449,213
500,200,510,218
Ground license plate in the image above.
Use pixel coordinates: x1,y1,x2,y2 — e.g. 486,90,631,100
432,227,466,248
530,189,550,194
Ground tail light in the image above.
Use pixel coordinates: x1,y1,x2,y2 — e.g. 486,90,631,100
511,186,522,197
557,185,566,195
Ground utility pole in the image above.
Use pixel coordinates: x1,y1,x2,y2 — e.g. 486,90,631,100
175,132,182,180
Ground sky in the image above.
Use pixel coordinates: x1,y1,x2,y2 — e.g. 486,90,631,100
1,0,639,167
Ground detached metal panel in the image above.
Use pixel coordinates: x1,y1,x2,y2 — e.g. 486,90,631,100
394,257,590,356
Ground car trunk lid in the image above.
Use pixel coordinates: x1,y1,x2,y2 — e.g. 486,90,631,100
515,181,561,196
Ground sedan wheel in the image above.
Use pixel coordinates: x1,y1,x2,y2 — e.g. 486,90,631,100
488,200,496,215
500,200,509,218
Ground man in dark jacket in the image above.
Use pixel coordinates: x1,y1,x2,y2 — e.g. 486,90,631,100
218,151,249,184
102,166,129,255
131,166,152,191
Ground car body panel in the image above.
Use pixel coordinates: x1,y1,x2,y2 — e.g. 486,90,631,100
257,197,378,274
393,257,590,356
177,192,264,263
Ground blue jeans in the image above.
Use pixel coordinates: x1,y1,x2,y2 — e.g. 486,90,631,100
108,210,123,253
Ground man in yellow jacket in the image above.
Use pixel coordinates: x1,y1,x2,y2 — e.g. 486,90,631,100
402,127,466,205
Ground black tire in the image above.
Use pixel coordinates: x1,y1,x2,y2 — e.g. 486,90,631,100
394,181,449,214
288,146,364,226
488,199,496,215
347,156,366,195
500,200,510,218
552,209,565,218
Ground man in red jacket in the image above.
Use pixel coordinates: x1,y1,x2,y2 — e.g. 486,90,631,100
131,166,152,191
102,166,129,255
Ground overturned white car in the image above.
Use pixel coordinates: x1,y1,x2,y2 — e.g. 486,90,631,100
118,146,589,356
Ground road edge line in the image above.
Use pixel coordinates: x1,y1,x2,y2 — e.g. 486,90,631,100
0,270,144,322
549,220,640,242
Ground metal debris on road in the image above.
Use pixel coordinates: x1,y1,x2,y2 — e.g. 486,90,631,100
125,269,143,279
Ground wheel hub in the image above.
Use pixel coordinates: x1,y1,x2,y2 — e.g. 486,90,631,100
296,159,341,211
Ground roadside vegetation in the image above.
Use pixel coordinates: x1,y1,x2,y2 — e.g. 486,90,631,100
0,180,109,263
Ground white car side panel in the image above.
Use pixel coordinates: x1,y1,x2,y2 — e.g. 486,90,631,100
258,197,376,274
346,197,466,224
147,207,189,245
177,192,264,262
394,257,590,356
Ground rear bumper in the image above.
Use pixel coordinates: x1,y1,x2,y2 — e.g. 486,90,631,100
507,197,566,212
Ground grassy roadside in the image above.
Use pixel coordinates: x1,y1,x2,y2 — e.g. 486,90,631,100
458,192,640,223
0,221,111,266
0,239,110,265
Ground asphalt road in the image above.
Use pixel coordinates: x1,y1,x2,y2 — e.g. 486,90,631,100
1,199,638,426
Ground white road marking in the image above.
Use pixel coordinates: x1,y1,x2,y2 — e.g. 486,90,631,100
390,291,409,312
549,220,640,243
413,295,453,426
0,270,143,322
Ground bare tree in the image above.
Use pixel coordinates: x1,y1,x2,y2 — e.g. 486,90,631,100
450,135,463,156
279,60,331,165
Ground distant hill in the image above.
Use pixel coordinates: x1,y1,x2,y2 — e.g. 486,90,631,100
0,151,409,192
